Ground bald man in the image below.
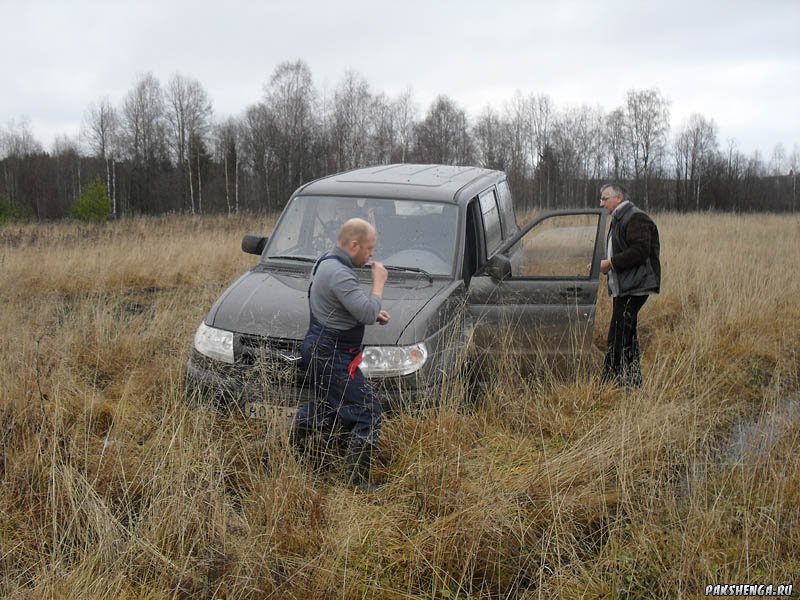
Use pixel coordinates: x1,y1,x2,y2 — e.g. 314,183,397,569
292,218,390,490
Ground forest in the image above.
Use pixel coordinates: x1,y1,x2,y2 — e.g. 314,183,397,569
1,59,797,222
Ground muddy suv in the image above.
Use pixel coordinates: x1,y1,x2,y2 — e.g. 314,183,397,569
185,164,607,417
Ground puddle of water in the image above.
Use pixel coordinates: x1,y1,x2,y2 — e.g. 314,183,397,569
721,395,800,467
676,394,800,500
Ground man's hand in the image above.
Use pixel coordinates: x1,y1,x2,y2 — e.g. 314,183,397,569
370,260,388,298
371,261,388,285
376,310,391,325
600,259,613,274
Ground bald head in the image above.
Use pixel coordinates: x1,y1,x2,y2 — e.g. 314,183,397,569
338,218,374,247
338,218,377,267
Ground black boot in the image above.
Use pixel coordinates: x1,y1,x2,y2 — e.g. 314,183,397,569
345,439,378,492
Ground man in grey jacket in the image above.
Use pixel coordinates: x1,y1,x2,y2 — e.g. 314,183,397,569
599,183,661,387
293,218,390,490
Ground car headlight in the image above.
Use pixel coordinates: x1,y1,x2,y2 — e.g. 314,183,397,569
359,343,428,377
194,322,234,364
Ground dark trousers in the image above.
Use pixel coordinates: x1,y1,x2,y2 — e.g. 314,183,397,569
294,329,381,450
603,295,648,387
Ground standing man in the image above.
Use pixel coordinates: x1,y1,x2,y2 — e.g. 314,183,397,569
599,184,661,388
293,218,391,490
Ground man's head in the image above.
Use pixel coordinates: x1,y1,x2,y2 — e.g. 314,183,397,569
338,218,377,267
599,183,626,214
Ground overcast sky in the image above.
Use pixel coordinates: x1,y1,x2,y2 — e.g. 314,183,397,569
2,0,798,159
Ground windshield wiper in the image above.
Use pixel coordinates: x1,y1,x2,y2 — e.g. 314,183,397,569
266,255,317,263
382,264,434,284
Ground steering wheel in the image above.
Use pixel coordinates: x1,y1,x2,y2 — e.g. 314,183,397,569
316,213,339,240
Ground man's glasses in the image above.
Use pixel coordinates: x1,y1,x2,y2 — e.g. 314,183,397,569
600,194,618,202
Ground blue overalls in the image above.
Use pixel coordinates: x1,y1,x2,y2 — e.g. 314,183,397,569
293,253,382,449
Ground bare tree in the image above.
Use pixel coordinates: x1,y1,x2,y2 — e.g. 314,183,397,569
52,134,82,206
1,116,43,158
789,144,799,212
121,73,168,212
165,73,213,213
370,92,397,165
527,93,554,174
553,105,606,205
527,93,556,207
393,87,418,163
215,117,240,215
604,107,629,181
82,98,119,214
503,92,531,206
240,102,278,208
674,113,718,210
769,142,787,176
0,116,44,217
625,88,670,209
264,59,318,207
473,105,509,170
121,73,166,163
414,95,473,166
331,71,373,171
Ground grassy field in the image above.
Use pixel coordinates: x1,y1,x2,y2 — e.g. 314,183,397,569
1,213,798,599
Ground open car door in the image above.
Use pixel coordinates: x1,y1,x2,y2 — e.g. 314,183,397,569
467,209,607,373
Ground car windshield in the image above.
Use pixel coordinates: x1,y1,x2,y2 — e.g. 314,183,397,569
264,195,458,276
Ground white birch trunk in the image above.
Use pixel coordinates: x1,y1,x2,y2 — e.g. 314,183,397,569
112,159,117,216
224,153,231,216
187,158,195,214
235,152,239,214
197,151,202,214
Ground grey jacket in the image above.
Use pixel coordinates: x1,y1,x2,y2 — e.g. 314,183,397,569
309,247,382,330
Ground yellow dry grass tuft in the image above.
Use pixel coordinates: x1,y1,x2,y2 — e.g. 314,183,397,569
1,212,799,598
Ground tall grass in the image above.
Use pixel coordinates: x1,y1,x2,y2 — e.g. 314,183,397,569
1,212,798,598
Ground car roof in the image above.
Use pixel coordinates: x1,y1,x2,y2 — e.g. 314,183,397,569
295,164,504,204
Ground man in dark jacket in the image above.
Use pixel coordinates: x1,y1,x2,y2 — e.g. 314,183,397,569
293,218,391,490
599,183,661,387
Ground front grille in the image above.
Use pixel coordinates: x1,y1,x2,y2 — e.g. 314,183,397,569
236,334,303,386
238,334,301,362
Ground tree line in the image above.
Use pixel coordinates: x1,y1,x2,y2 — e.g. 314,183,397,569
1,59,798,221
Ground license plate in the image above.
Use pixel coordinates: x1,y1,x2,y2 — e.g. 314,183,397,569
242,401,297,421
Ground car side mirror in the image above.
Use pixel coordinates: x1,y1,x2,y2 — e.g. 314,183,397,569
487,253,512,281
242,234,268,255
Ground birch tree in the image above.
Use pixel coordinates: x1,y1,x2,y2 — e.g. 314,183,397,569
165,73,213,213
393,87,417,164
82,98,119,215
625,88,670,210
414,95,473,165
121,73,168,212
473,106,509,170
370,92,397,165
264,60,318,207
674,113,718,210
331,71,373,170
215,117,240,215
604,107,629,181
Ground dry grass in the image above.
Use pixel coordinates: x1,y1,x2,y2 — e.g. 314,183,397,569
1,212,799,598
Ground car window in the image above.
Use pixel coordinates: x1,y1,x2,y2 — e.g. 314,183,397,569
479,189,502,255
496,180,518,236
511,213,600,279
264,195,459,276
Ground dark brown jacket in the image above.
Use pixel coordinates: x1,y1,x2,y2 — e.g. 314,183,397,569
608,203,661,295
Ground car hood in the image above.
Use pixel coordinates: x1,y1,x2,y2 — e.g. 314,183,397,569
208,266,449,344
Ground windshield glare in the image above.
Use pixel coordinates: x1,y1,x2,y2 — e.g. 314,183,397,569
265,196,458,276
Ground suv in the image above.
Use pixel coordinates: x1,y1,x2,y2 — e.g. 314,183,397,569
185,164,607,417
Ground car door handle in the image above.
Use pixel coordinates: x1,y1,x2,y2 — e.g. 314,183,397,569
559,287,583,298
